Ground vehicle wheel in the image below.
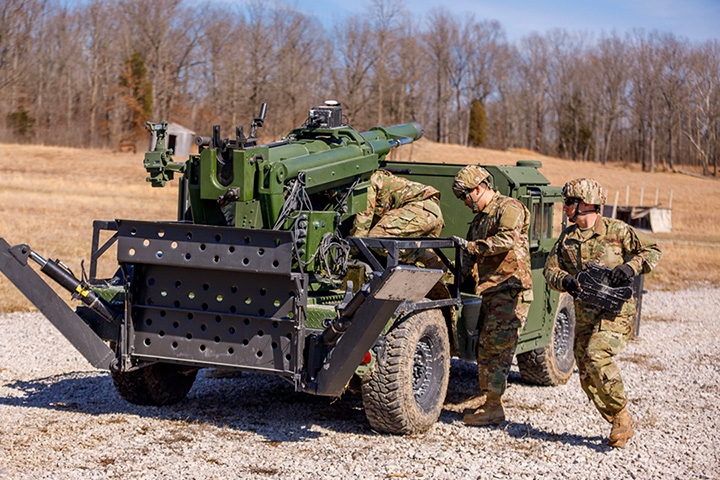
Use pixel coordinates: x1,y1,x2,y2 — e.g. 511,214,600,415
517,293,576,386
111,363,198,406
361,308,450,435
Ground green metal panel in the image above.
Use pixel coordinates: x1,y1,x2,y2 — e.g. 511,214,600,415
234,199,263,229
306,305,336,329
302,154,378,192
515,265,560,355
299,211,337,271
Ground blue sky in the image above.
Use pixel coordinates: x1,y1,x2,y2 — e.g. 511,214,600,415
277,0,719,43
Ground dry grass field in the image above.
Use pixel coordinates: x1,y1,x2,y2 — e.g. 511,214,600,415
1,139,718,312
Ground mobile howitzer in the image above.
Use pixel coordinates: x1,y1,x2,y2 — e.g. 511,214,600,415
0,101,647,435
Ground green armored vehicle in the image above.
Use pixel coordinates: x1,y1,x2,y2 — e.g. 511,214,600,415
0,102,591,435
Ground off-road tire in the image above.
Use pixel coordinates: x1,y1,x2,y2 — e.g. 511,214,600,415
517,293,576,386
111,363,198,406
361,308,450,435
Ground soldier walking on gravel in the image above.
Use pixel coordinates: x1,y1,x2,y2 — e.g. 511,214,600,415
450,165,533,426
544,178,662,448
351,169,444,266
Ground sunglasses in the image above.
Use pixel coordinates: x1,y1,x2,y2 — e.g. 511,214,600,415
564,197,580,207
459,189,472,201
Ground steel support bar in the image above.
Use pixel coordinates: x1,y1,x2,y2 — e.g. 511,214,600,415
0,238,116,369
314,265,443,396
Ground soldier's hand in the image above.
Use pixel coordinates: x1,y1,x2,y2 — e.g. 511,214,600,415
562,274,581,297
450,235,469,251
610,264,635,287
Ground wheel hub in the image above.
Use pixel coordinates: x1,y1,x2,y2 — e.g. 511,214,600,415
413,336,434,401
553,309,573,362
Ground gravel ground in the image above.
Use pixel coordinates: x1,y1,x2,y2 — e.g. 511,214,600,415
0,285,718,480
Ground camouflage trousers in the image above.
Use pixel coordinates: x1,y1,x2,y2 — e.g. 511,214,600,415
367,199,443,238
573,303,633,422
368,199,444,264
477,288,531,396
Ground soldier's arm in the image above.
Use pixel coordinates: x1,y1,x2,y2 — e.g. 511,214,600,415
351,175,379,237
544,236,571,292
467,203,524,256
622,225,662,275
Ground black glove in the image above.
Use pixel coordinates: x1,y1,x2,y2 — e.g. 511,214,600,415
610,264,635,287
562,275,581,297
450,235,469,251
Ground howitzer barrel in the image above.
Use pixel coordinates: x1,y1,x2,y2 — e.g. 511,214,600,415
361,122,424,157
275,144,367,184
271,121,422,189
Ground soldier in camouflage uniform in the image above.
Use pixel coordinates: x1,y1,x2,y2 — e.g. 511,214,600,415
351,169,444,264
544,178,661,448
450,165,533,426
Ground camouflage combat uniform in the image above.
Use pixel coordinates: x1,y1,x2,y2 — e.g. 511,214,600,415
544,214,661,421
464,190,533,396
351,169,444,239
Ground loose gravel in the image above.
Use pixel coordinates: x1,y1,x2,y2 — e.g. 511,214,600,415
0,285,718,480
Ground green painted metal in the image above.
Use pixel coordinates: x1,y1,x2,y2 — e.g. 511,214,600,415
382,159,564,361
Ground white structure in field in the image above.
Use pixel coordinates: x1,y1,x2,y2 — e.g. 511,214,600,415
149,123,195,157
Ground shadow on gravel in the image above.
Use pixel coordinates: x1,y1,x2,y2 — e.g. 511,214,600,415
1,358,591,446
0,370,370,442
441,360,610,452
503,422,609,451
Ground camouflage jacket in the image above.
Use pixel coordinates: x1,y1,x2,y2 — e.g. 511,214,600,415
544,215,662,316
351,169,441,237
463,191,532,295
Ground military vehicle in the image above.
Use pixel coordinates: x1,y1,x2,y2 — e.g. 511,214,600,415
0,101,617,435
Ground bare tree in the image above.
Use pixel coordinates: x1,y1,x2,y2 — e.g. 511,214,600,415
423,9,458,143
589,32,630,164
545,29,590,160
366,0,405,126
684,40,720,176
329,17,376,125
119,0,201,125
0,0,44,141
517,33,551,153
388,16,430,127
656,32,690,171
270,5,326,134
0,0,41,92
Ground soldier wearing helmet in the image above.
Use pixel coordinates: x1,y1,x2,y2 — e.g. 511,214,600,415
450,165,533,427
544,177,662,448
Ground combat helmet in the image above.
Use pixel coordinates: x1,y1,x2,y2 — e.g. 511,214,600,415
562,178,607,206
452,165,491,198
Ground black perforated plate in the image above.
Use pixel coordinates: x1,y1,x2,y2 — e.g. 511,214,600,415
116,220,293,274
117,220,305,374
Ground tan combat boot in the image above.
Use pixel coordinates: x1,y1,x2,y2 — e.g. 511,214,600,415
463,392,505,426
608,408,634,447
460,394,487,417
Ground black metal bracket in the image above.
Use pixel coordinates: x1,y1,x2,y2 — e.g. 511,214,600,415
347,236,464,308
89,220,119,282
0,237,116,369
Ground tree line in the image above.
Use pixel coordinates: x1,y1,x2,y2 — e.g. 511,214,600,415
1,0,718,175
